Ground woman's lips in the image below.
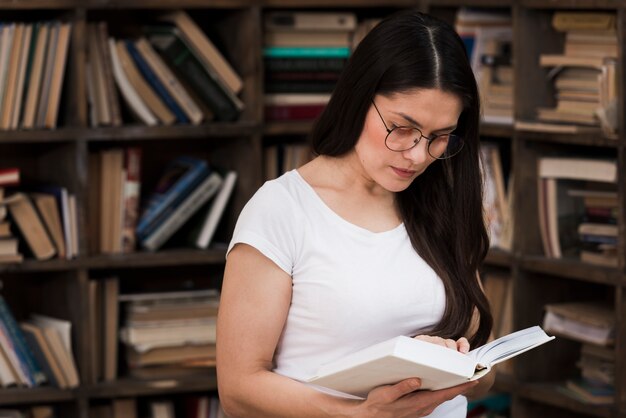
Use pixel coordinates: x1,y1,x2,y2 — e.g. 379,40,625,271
391,167,416,178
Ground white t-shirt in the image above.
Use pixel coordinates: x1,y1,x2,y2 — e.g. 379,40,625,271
227,169,466,417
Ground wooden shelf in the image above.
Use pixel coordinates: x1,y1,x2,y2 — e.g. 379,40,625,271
428,0,512,7
517,129,619,148
262,0,418,7
516,382,614,418
0,249,228,273
82,373,217,398
84,0,254,8
263,121,314,136
0,123,260,144
0,387,75,406
480,123,514,138
519,255,620,285
484,248,514,267
520,0,622,9
0,0,78,9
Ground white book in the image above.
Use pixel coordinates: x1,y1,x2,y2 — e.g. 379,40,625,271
307,326,554,398
107,38,157,126
142,172,223,251
538,157,617,183
196,171,237,249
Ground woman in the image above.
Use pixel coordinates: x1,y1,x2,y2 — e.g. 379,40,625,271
217,9,493,418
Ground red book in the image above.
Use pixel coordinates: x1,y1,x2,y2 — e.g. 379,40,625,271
0,168,20,187
265,104,326,121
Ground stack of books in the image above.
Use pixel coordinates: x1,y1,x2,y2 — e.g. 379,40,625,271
1,168,79,262
0,406,54,418
455,8,513,125
537,12,617,135
543,301,615,347
562,343,615,404
264,142,313,180
0,168,22,264
87,11,244,127
537,157,618,260
119,289,219,379
569,189,618,267
262,11,357,121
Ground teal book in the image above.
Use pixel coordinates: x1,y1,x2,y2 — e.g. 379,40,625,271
263,46,351,58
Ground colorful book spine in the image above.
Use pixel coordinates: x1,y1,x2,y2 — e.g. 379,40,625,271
263,46,351,58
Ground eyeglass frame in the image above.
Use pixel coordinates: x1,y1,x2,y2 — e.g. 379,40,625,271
370,100,464,160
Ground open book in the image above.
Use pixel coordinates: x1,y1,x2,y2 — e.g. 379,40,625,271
307,326,554,397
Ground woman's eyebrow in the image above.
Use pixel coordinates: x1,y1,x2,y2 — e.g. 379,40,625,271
393,111,457,132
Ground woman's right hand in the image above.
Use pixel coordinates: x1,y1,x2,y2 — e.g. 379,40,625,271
355,378,478,418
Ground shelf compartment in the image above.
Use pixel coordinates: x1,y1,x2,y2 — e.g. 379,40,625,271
516,382,614,418
82,373,217,398
520,0,623,10
519,255,620,285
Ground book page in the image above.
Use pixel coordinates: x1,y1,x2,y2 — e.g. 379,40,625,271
469,326,555,368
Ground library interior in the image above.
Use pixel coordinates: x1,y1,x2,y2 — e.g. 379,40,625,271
0,1,623,418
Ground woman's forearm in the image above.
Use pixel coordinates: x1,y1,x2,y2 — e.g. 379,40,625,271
218,369,362,418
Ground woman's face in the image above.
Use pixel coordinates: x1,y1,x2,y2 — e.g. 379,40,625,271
353,89,463,193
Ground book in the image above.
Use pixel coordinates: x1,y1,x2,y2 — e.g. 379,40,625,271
21,23,49,129
264,12,357,32
0,168,19,186
5,193,57,260
194,170,237,249
108,38,158,127
30,193,66,259
141,171,223,251
136,156,209,238
30,314,79,387
159,11,243,95
307,326,554,397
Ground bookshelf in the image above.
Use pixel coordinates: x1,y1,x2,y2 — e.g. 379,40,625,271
0,1,624,418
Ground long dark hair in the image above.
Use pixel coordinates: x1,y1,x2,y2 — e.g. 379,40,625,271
310,10,492,347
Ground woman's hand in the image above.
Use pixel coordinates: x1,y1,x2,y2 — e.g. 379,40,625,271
412,335,471,354
355,378,478,418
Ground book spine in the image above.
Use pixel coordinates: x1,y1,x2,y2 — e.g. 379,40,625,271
265,81,337,94
135,159,209,235
264,57,347,72
125,40,189,124
0,296,46,386
265,104,326,121
141,172,223,251
263,46,351,58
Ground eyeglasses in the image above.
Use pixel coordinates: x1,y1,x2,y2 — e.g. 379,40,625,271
371,100,464,160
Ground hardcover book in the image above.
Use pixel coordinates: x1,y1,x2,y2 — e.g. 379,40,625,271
308,326,554,398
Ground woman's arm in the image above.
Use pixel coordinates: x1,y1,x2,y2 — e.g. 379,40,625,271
217,244,478,418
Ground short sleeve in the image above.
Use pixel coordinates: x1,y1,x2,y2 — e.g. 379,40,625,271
227,180,301,276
